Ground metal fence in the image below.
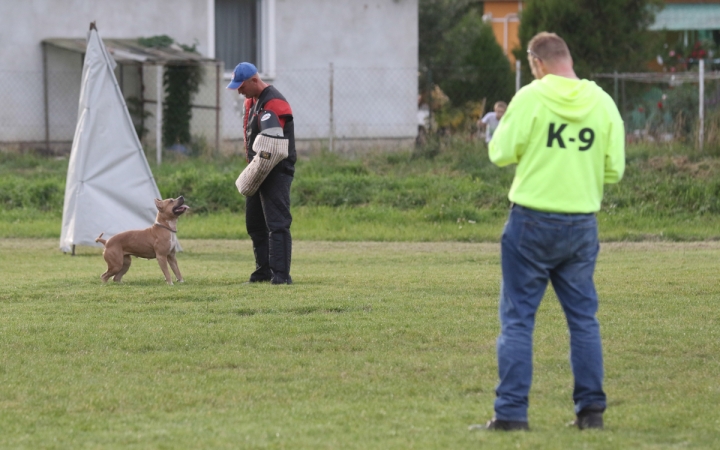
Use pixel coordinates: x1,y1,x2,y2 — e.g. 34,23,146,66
415,60,720,150
1,64,419,156
272,65,418,151
594,62,720,150
3,61,720,155
0,61,222,159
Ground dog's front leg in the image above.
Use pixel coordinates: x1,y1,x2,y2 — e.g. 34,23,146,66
156,255,174,285
167,253,184,283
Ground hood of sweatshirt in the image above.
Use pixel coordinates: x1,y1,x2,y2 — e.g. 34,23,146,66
529,74,601,122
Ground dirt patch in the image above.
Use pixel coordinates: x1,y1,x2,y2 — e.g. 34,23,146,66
602,240,720,251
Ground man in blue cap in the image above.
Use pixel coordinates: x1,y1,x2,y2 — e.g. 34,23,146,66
228,62,295,285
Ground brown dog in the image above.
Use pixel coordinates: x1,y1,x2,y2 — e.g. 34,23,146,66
95,196,189,285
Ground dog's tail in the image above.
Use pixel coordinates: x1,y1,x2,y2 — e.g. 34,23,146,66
95,233,107,246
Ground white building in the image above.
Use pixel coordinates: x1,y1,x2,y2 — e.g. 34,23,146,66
0,0,419,154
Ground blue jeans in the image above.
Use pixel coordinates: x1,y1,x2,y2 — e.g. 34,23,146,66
494,205,606,422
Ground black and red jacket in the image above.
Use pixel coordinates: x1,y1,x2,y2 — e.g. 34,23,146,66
243,85,296,171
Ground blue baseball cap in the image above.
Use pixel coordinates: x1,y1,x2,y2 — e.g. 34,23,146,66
227,62,257,89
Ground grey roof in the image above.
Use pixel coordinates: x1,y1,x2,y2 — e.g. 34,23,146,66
650,4,720,31
42,37,217,64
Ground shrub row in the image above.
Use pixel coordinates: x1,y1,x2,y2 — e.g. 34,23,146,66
2,140,720,218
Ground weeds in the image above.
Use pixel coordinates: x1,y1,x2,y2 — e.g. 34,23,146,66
2,137,720,226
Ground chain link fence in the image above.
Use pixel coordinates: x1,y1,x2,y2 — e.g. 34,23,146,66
0,58,223,159
413,61,720,151
4,61,720,155
1,64,419,156
271,65,418,151
594,66,720,149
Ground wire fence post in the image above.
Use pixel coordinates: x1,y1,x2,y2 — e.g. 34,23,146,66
42,42,51,153
156,63,163,165
515,59,521,92
329,62,334,152
699,59,705,152
613,70,618,105
215,61,221,156
427,67,433,133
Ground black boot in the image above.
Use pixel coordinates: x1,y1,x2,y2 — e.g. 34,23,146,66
249,234,271,282
573,405,604,430
269,229,292,284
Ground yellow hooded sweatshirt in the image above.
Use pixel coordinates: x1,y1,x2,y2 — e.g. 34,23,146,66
489,74,625,213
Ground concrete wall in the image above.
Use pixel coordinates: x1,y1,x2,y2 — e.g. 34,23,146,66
222,0,419,147
1,0,419,151
0,0,210,144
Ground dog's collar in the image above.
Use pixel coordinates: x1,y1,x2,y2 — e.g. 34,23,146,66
154,222,177,233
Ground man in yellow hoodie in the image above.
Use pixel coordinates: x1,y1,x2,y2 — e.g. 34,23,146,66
480,32,625,431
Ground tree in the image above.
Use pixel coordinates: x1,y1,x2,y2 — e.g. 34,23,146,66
419,0,482,72
162,62,203,148
434,10,514,109
419,0,513,117
139,35,204,150
515,0,665,78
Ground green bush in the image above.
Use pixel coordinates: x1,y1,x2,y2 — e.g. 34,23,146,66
293,174,373,207
2,137,720,223
190,172,245,213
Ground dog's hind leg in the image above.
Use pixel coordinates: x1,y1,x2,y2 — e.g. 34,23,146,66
112,255,132,282
100,269,114,283
100,248,123,283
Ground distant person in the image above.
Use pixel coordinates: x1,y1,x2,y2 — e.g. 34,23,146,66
476,32,625,431
228,62,295,285
477,101,507,143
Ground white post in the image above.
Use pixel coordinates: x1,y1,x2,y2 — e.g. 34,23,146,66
156,64,163,165
329,62,334,152
262,0,277,78
515,60,521,92
699,59,704,152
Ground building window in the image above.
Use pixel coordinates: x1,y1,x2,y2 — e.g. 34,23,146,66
215,0,260,72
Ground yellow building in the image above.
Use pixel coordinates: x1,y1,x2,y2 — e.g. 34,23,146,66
482,1,523,65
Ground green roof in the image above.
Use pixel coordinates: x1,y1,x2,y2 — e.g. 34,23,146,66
650,4,720,31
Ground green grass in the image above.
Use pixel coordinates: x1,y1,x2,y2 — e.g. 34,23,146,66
4,140,720,242
4,208,720,242
1,239,719,449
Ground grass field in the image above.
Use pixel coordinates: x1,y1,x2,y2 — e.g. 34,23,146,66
4,208,720,242
1,238,719,449
5,141,720,242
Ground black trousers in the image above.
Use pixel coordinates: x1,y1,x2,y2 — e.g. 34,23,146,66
245,165,293,282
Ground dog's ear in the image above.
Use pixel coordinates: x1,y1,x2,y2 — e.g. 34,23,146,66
154,198,162,210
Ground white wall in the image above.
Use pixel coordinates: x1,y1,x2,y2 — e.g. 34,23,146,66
0,0,419,147
277,0,417,70
0,0,209,143
222,0,419,143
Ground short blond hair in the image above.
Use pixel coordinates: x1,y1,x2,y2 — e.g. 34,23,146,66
527,32,571,63
494,101,507,110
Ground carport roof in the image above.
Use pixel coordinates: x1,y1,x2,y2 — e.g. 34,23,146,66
42,37,217,63
650,4,720,31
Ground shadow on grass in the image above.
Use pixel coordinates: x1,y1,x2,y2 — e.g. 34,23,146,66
234,304,372,317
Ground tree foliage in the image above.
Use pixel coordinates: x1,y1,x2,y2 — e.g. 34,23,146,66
419,0,513,114
515,0,665,78
139,35,204,148
162,63,203,147
436,10,514,109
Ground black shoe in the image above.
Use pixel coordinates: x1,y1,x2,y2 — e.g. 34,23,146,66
271,274,293,285
469,418,529,431
247,275,271,283
573,406,604,430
